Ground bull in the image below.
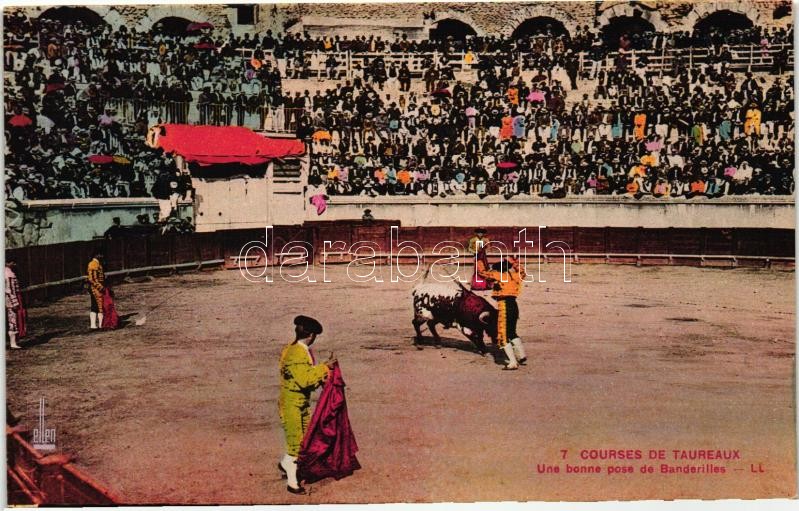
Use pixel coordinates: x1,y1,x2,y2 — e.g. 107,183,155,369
411,275,498,354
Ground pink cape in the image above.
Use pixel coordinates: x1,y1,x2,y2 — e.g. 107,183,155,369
16,294,27,338
470,248,490,291
155,124,305,166
101,289,119,330
310,194,327,215
297,363,361,484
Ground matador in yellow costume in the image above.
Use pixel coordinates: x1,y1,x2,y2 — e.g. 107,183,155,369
278,315,334,494
86,251,105,329
478,255,528,370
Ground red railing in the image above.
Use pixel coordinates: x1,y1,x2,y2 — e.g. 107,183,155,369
7,425,121,505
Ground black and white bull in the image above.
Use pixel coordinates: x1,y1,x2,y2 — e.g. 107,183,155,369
412,279,498,354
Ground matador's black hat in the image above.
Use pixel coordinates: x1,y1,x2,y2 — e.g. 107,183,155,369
294,315,323,335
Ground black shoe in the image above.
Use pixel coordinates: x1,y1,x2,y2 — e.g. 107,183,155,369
287,485,306,495
277,462,287,479
518,357,527,365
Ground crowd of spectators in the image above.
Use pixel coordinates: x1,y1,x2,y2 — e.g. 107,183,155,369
303,58,793,200
4,12,211,220
3,8,795,207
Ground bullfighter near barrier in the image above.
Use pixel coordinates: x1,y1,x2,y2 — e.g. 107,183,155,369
3,0,796,506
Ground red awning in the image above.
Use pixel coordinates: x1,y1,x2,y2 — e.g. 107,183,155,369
151,124,305,165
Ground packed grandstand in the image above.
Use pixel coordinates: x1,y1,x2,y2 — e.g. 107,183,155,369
3,3,795,203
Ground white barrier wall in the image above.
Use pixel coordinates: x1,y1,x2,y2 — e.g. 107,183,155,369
7,199,193,248
9,195,794,248
319,196,796,229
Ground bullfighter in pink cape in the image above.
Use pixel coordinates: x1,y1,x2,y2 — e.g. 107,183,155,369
278,315,336,494
5,260,25,349
297,362,361,485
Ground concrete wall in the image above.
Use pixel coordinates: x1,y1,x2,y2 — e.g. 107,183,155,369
297,18,428,40
7,199,192,248
8,195,793,248
323,196,796,229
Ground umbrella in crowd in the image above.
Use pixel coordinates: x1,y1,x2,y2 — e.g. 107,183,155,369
186,22,213,32
112,156,131,165
527,90,546,103
193,42,216,50
45,82,65,94
87,155,114,165
431,88,451,98
496,161,518,170
8,114,32,127
312,130,332,142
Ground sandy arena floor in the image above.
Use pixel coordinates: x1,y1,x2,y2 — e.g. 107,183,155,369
5,263,796,503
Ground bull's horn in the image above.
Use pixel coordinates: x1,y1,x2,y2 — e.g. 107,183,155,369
479,311,491,323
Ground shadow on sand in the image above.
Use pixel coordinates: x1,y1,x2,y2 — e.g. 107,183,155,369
413,335,506,365
19,329,70,348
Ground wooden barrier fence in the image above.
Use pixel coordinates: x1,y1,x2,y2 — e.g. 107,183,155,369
7,425,121,505
6,224,794,302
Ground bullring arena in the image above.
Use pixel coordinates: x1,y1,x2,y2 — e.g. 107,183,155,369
3,0,797,505
5,227,796,503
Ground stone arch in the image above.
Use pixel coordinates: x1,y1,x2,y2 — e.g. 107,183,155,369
694,10,754,34
134,5,214,33
596,3,668,32
511,17,571,40
684,2,763,29
502,4,578,38
600,16,656,47
430,19,479,41
36,6,126,30
429,11,485,37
